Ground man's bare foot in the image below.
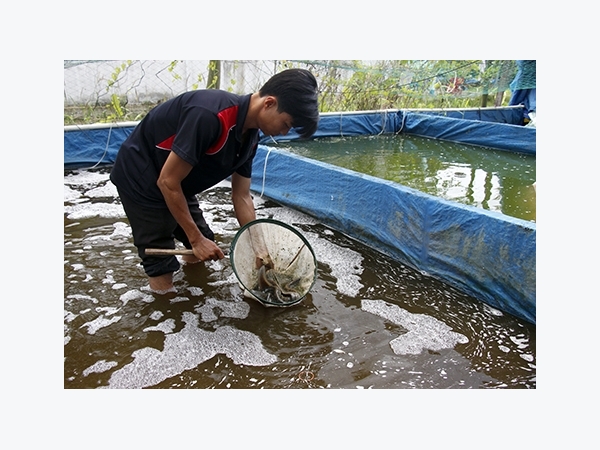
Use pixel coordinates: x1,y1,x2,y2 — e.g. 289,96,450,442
148,272,176,294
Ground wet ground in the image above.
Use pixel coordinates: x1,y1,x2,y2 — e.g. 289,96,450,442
64,168,535,389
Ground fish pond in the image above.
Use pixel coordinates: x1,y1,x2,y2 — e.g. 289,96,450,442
64,168,535,389
271,134,536,222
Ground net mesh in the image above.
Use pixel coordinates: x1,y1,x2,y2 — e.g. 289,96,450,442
64,60,531,125
230,219,317,307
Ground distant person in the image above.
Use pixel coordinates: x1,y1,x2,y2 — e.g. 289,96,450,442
509,60,536,124
110,69,320,293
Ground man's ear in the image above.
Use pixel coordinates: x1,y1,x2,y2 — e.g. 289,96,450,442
264,96,277,109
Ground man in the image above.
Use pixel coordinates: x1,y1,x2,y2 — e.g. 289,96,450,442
110,68,319,293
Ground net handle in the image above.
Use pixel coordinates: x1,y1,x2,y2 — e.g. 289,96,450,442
145,248,194,256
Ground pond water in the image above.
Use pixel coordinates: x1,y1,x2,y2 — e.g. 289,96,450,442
64,168,535,389
273,134,536,222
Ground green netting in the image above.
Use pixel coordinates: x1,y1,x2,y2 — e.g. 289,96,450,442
64,60,532,125
510,60,536,91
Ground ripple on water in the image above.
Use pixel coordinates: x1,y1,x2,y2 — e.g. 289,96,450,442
64,169,535,389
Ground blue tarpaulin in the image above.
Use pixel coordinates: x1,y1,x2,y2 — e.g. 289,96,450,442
64,123,134,168
261,110,535,155
400,113,535,155
412,106,524,124
65,108,535,168
250,147,536,324
64,108,536,323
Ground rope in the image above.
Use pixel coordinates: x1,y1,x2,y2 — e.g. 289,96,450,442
395,110,407,135
86,123,113,170
377,110,388,135
260,139,276,198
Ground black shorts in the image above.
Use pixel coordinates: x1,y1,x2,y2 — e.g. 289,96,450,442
117,188,215,277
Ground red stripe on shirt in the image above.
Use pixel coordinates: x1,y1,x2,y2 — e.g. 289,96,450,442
156,134,175,150
206,105,238,155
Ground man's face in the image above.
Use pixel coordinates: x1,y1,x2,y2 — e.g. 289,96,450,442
258,97,293,137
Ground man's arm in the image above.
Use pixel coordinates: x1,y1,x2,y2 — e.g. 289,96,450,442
231,172,256,227
157,151,224,261
231,172,273,267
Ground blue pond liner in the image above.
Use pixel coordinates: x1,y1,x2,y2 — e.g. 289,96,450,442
261,108,535,155
64,122,135,169
64,107,536,324
251,147,535,324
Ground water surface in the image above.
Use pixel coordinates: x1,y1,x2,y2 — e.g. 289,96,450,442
64,168,535,389
275,135,536,222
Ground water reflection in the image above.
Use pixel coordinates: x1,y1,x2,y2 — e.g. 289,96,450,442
278,135,536,222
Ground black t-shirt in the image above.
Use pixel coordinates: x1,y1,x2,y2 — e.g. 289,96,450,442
110,90,258,208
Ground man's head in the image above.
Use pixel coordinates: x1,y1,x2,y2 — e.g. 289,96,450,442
258,69,319,139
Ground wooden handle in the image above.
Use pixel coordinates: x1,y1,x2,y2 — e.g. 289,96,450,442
145,248,195,256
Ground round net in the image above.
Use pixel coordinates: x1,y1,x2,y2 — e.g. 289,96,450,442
230,219,317,307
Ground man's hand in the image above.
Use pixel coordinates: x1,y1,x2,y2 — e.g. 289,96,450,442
191,235,225,262
158,152,224,261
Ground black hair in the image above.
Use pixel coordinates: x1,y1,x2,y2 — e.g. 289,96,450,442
259,68,319,139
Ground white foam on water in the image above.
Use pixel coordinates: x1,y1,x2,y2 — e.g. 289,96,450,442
102,271,115,284
257,206,319,226
149,311,164,321
304,232,364,297
66,293,99,304
119,289,154,306
207,271,238,287
109,222,131,239
195,298,250,322
65,202,126,220
64,310,77,323
188,287,204,296
83,360,118,377
105,312,276,389
64,310,77,346
361,299,469,355
85,183,118,199
64,185,81,202
140,285,176,295
95,306,120,316
143,318,176,334
80,315,122,335
64,170,110,187
206,259,226,273
251,193,267,208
